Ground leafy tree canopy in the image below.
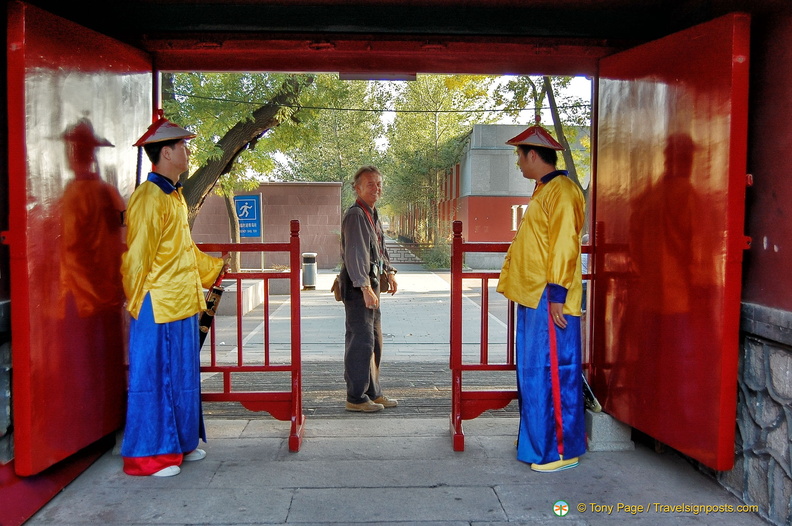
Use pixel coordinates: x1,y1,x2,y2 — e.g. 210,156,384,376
267,75,390,205
378,74,499,240
161,72,590,239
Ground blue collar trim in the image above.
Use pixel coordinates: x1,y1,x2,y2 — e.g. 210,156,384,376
147,172,182,194
540,170,568,184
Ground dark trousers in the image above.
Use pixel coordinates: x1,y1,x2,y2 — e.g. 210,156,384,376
343,287,383,404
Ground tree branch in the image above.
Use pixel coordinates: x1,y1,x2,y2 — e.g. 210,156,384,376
182,77,309,226
543,76,582,191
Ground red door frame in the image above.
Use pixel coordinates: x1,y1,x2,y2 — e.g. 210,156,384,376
592,13,750,470
3,2,152,524
2,3,750,523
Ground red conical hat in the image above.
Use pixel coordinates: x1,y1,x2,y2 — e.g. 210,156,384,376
133,111,196,147
505,124,564,151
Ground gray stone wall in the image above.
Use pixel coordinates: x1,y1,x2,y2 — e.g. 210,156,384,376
718,303,792,525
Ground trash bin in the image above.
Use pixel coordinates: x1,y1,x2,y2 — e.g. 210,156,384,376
302,252,317,290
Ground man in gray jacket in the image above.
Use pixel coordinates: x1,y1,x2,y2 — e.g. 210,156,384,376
339,166,399,412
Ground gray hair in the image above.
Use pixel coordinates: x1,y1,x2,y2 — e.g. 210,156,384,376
353,165,381,186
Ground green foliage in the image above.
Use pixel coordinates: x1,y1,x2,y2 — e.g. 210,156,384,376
160,71,591,242
421,243,451,269
493,75,588,126
164,73,304,172
268,75,389,207
379,74,499,242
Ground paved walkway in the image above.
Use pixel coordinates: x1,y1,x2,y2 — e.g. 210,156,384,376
206,267,508,364
28,267,769,525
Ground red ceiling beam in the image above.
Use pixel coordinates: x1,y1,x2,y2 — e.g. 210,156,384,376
144,34,625,75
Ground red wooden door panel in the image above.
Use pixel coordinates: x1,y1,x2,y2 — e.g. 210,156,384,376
592,13,750,470
7,2,152,475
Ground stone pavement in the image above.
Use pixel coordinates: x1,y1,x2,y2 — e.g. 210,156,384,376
28,267,769,525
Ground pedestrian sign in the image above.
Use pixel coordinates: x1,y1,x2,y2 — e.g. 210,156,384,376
234,195,261,237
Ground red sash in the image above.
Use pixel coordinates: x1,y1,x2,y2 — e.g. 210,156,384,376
356,199,383,261
547,305,565,457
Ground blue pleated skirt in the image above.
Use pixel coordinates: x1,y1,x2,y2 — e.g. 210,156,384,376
515,289,586,464
121,294,205,458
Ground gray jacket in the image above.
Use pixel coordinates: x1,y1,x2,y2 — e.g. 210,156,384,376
340,200,393,289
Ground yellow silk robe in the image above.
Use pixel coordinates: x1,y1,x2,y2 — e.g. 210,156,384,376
497,173,585,316
121,174,223,323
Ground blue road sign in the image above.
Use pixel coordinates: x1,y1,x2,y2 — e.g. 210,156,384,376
234,195,261,237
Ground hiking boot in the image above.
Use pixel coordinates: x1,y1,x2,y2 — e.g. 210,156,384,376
372,396,398,408
345,400,385,412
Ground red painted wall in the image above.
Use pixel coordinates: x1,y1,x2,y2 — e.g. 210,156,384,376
457,196,528,243
742,14,792,311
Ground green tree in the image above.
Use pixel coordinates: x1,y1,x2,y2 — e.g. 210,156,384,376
162,72,312,216
267,75,389,207
493,75,591,193
161,73,313,269
381,74,498,243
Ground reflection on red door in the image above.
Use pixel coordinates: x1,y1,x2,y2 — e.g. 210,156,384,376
7,2,152,476
592,13,750,470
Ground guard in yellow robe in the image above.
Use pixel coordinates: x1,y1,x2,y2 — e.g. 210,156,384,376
497,124,586,472
120,115,224,477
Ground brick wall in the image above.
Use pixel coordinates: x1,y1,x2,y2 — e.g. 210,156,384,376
192,182,342,270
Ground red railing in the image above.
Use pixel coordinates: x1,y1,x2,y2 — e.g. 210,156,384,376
449,220,592,451
197,220,304,452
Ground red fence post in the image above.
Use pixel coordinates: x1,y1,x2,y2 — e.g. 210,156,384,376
196,221,305,452
288,220,305,452
448,221,517,451
450,221,465,450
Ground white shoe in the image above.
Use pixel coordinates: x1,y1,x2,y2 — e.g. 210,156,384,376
151,465,180,477
184,449,206,462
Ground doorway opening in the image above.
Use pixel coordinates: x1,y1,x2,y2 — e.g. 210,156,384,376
175,71,594,419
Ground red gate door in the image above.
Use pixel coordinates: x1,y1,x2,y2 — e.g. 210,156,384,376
6,2,152,476
592,13,749,470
